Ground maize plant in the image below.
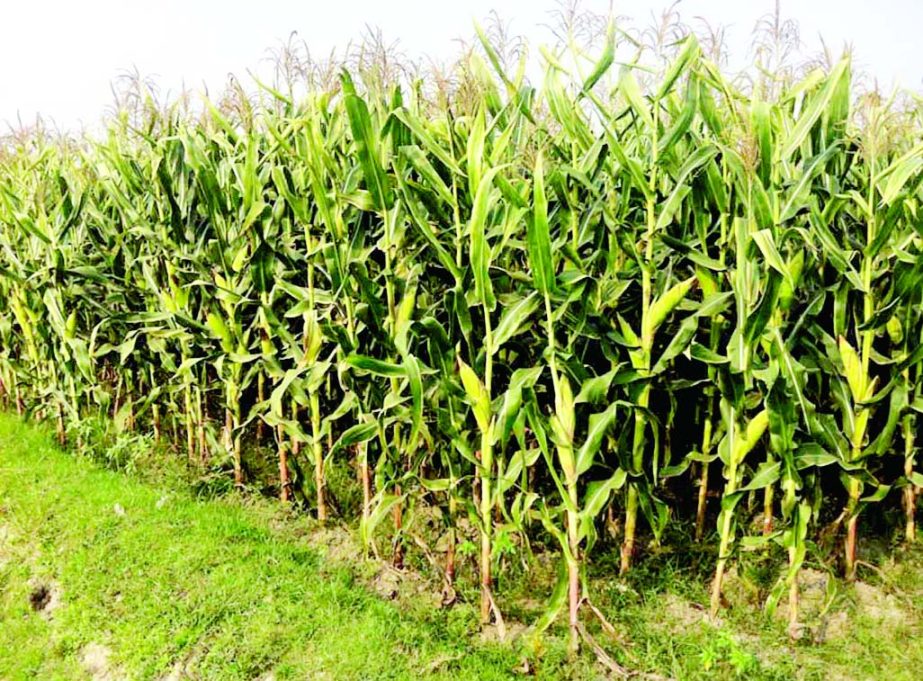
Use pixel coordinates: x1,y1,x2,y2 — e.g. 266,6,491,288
1,21,921,655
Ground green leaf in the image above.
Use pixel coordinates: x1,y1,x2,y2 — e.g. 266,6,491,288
656,35,699,100
880,148,923,205
690,343,728,365
470,167,502,309
497,366,544,446
779,145,840,222
345,354,405,377
251,241,275,293
420,478,452,493
658,76,699,156
457,357,491,433
861,484,891,504
575,366,624,404
580,469,627,522
792,441,837,468
575,403,620,477
751,229,792,284
528,153,555,295
331,422,379,453
403,354,424,453
391,108,463,175
751,99,773,186
206,311,234,353
529,561,568,635
582,21,615,93
360,492,403,546
492,292,539,351
780,58,849,160
619,67,653,129
341,71,393,212
400,144,454,204
838,336,865,402
646,275,696,338
739,460,781,492
730,409,769,466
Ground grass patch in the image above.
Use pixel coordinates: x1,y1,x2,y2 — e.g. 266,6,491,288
1,412,921,680
0,414,527,680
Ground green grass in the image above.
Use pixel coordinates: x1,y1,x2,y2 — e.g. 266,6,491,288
1,412,921,680
0,414,530,680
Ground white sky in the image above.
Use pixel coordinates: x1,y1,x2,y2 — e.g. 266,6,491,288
2,0,921,132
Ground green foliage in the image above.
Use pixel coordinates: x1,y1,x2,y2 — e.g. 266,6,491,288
0,20,920,655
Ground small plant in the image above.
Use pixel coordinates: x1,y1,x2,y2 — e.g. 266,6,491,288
699,630,760,677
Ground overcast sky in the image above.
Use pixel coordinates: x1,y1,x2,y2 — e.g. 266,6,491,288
2,0,921,132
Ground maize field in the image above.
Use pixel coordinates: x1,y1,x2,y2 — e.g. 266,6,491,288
0,21,921,653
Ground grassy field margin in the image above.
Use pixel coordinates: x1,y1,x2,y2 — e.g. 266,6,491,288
0,414,533,680
1,413,921,680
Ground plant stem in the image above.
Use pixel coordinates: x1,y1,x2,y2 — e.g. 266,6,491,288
905,412,917,543
479,304,495,625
